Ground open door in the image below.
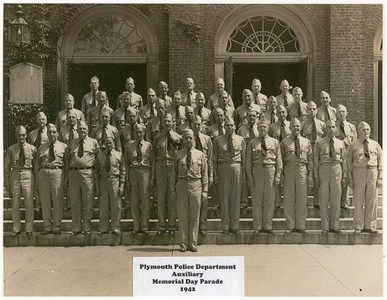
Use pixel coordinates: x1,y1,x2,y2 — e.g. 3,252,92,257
224,56,233,98
299,56,309,101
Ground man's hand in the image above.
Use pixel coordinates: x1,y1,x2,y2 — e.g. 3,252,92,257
209,177,213,188
377,178,382,188
342,177,347,188
214,174,219,184
171,191,176,202
247,176,254,188
307,176,314,188
148,180,154,190
274,176,281,186
348,178,354,189
63,177,69,191
201,191,208,200
118,185,124,197
314,178,320,188
95,184,100,197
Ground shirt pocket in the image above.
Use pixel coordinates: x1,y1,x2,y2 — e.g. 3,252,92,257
266,145,276,158
191,159,202,177
353,149,364,161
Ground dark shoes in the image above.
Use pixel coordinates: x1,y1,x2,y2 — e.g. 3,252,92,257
341,205,349,209
157,230,166,235
362,229,377,234
253,230,260,234
26,232,32,236
41,230,52,235
296,229,307,234
286,229,296,234
330,229,342,234
53,230,61,235
354,229,362,234
189,247,198,252
180,245,187,252
12,232,21,237
262,229,273,234
229,229,239,234
199,230,206,235
322,230,329,234
72,231,81,235
314,205,320,209
222,230,229,234
169,230,176,235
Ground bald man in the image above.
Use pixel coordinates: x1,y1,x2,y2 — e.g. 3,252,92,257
55,93,85,133
5,126,37,236
348,121,382,233
207,78,234,111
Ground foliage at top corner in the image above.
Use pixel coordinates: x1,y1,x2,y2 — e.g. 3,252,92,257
175,19,202,44
4,4,84,66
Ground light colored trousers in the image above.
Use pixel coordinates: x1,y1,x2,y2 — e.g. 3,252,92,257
318,164,341,231
176,179,201,248
99,175,121,233
38,168,64,231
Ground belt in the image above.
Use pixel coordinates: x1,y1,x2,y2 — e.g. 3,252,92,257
218,161,241,165
11,167,32,171
178,177,201,180
285,163,307,167
354,165,378,169
320,162,341,167
41,166,64,170
253,164,275,168
100,174,120,178
156,159,173,164
129,165,151,169
70,167,93,170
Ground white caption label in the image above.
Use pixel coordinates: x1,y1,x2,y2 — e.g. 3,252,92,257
133,256,244,296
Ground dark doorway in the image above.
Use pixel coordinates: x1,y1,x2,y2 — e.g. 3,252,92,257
231,61,308,107
67,63,147,110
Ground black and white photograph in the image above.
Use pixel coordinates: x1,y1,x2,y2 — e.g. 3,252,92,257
2,1,384,297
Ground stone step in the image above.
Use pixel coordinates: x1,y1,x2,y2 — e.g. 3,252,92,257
3,206,383,221
3,218,383,232
3,230,382,247
2,195,383,209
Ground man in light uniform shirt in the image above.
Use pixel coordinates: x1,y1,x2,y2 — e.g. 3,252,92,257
251,79,268,110
171,129,208,252
181,78,197,108
5,126,37,236
90,110,121,151
158,81,173,108
281,118,313,233
286,87,307,122
316,91,336,122
65,121,99,235
59,111,79,146
314,120,347,233
55,93,85,133
213,117,246,234
347,121,382,233
116,77,143,109
81,76,110,120
125,124,154,235
139,88,158,125
194,92,211,133
166,91,186,128
261,96,278,125
87,91,114,132
335,104,357,208
95,137,125,235
301,101,326,209
247,118,282,234
207,78,234,111
276,79,294,108
35,124,67,235
235,89,262,129
153,113,182,234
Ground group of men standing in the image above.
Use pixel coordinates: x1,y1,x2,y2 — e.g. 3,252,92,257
4,76,382,252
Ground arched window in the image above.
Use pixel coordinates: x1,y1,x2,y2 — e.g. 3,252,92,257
227,16,300,53
73,16,147,55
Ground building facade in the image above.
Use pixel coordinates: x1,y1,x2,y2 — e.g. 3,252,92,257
3,4,383,145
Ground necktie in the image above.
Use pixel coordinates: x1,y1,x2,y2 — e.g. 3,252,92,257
137,141,142,163
280,122,286,142
93,92,98,107
102,126,107,142
364,140,370,158
261,137,267,156
187,149,192,168
19,145,25,166
176,106,180,119
297,103,302,118
35,129,42,148
124,109,130,124
311,119,317,143
187,92,191,106
218,124,224,136
271,111,276,124
198,107,203,118
223,107,227,117
329,138,335,158
78,140,84,157
105,151,111,172
294,136,301,157
284,94,288,107
69,126,74,142
131,123,136,140
340,122,346,137
195,134,203,151
120,132,126,152
325,106,331,120
150,105,155,117
49,143,55,162
228,136,235,158
249,125,255,140
167,132,172,151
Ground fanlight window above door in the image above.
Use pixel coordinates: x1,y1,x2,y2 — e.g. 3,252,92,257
73,16,147,54
227,16,300,53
